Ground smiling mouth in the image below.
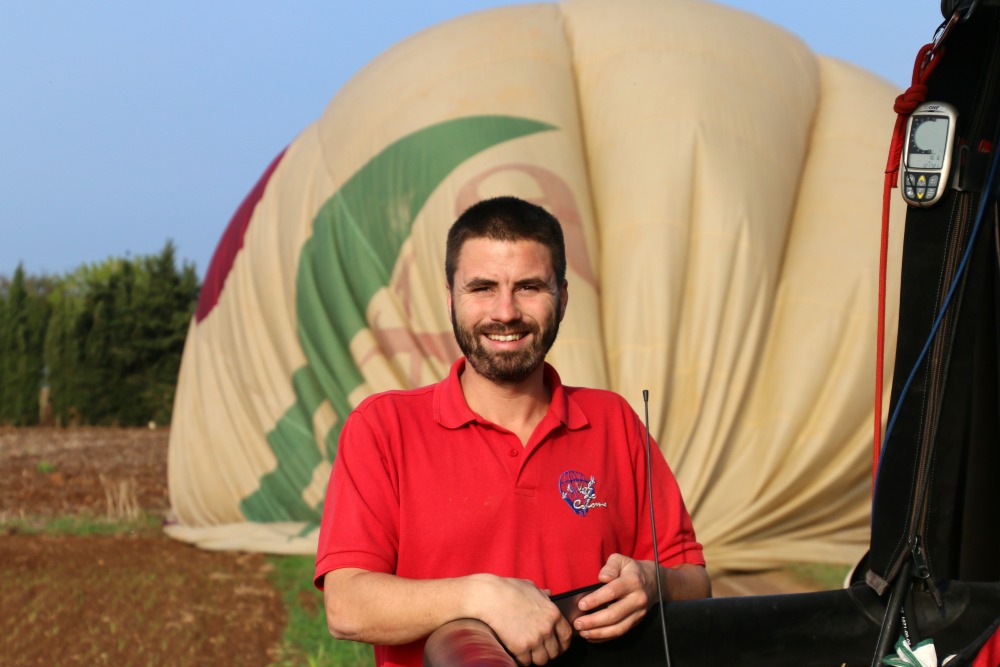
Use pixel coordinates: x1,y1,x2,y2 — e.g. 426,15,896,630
484,332,527,342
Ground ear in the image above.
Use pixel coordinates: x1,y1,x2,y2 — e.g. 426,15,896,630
446,283,454,323
558,280,568,322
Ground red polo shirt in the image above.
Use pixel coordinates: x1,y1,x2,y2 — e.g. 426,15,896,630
315,359,703,666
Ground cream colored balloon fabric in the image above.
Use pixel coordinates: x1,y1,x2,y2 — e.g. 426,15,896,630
167,0,905,573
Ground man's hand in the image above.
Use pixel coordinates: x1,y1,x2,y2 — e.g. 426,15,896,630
571,554,710,642
570,554,653,641
472,574,573,666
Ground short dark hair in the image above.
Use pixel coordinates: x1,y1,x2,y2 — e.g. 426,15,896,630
445,196,566,287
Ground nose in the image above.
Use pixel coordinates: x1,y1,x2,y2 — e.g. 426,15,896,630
491,288,521,323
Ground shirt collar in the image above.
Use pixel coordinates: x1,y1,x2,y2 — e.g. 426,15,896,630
433,358,589,431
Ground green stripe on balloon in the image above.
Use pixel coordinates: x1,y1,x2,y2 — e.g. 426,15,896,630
240,115,556,524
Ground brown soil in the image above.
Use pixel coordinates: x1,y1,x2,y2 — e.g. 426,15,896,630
0,426,171,521
0,427,287,666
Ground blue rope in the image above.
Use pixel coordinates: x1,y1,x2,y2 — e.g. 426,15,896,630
875,142,1000,485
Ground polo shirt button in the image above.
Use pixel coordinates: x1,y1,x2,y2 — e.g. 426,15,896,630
509,449,519,457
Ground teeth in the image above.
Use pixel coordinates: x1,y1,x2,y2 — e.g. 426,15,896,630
487,333,523,342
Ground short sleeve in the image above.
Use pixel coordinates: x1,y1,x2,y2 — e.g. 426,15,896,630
632,410,705,569
314,408,401,589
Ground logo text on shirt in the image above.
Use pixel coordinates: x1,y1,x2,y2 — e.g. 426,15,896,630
558,470,608,517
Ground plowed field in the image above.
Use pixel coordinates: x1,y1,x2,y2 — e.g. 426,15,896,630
0,427,287,666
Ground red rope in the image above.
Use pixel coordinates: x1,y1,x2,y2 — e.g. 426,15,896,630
874,42,944,492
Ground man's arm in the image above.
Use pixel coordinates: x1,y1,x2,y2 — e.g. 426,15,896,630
324,568,573,665
571,554,710,641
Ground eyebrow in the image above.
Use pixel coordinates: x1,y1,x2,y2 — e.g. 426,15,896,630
461,277,498,291
460,276,551,291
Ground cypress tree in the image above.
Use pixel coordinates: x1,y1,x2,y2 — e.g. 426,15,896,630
0,279,7,422
0,265,49,425
80,268,119,424
44,280,84,425
133,241,199,424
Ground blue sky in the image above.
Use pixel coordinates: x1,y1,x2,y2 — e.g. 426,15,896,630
0,1,945,280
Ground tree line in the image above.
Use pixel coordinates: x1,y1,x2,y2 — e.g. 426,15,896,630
0,242,200,426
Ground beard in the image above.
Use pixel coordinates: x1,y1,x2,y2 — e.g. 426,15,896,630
451,303,560,384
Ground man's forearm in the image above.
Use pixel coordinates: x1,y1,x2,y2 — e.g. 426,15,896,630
656,562,712,602
323,566,572,660
324,568,483,645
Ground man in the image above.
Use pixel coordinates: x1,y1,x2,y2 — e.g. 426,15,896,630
315,196,709,667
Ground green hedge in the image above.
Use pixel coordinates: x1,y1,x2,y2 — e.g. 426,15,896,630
0,241,199,426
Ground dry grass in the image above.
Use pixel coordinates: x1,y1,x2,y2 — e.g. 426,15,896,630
99,474,142,522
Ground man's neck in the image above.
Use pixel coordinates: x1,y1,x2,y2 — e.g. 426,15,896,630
459,363,550,446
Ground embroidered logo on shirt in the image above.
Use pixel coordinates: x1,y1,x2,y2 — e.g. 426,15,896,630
558,470,608,517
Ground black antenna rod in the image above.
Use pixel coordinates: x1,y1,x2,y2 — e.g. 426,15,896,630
643,389,672,667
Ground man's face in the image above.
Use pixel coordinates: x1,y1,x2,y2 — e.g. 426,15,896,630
447,237,568,384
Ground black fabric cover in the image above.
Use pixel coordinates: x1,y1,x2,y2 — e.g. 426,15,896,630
541,582,1000,667
867,5,1000,592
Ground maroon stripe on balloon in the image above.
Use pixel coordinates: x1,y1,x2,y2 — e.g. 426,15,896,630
195,149,287,323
